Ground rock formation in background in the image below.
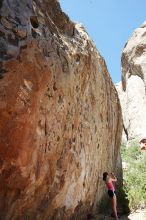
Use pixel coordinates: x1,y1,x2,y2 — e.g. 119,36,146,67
116,22,146,144
0,0,122,219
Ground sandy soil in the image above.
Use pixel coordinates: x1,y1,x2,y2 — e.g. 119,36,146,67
96,209,146,220
127,209,146,220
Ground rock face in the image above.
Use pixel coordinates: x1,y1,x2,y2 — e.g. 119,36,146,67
116,21,146,143
0,0,122,219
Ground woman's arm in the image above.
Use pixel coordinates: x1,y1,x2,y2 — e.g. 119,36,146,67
109,173,117,182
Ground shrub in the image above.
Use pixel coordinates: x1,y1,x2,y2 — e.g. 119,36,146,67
121,141,146,210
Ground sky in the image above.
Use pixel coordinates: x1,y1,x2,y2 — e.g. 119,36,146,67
60,0,146,83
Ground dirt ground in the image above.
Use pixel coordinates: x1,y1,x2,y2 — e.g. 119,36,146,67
127,209,146,220
95,209,146,220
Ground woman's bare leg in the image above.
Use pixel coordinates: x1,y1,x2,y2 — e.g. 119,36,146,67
111,195,119,220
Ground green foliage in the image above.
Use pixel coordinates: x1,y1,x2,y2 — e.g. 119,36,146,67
121,141,146,210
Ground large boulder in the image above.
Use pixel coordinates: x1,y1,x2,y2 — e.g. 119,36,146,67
0,0,122,219
116,22,146,143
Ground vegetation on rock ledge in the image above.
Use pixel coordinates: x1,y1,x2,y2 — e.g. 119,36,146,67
121,141,146,210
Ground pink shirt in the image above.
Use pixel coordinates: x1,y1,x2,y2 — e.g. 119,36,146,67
106,182,115,191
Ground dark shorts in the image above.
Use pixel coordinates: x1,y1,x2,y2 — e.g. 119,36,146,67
108,190,116,198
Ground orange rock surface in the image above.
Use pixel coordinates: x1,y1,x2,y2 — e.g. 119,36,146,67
0,0,122,219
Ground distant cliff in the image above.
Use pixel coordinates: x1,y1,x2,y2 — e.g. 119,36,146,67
0,0,122,219
116,21,146,143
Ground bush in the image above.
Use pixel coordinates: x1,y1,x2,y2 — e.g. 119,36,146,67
121,141,146,210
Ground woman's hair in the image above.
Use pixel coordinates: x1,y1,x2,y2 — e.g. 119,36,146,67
103,172,108,181
140,138,146,144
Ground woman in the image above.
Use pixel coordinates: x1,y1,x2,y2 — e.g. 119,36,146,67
103,172,119,220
